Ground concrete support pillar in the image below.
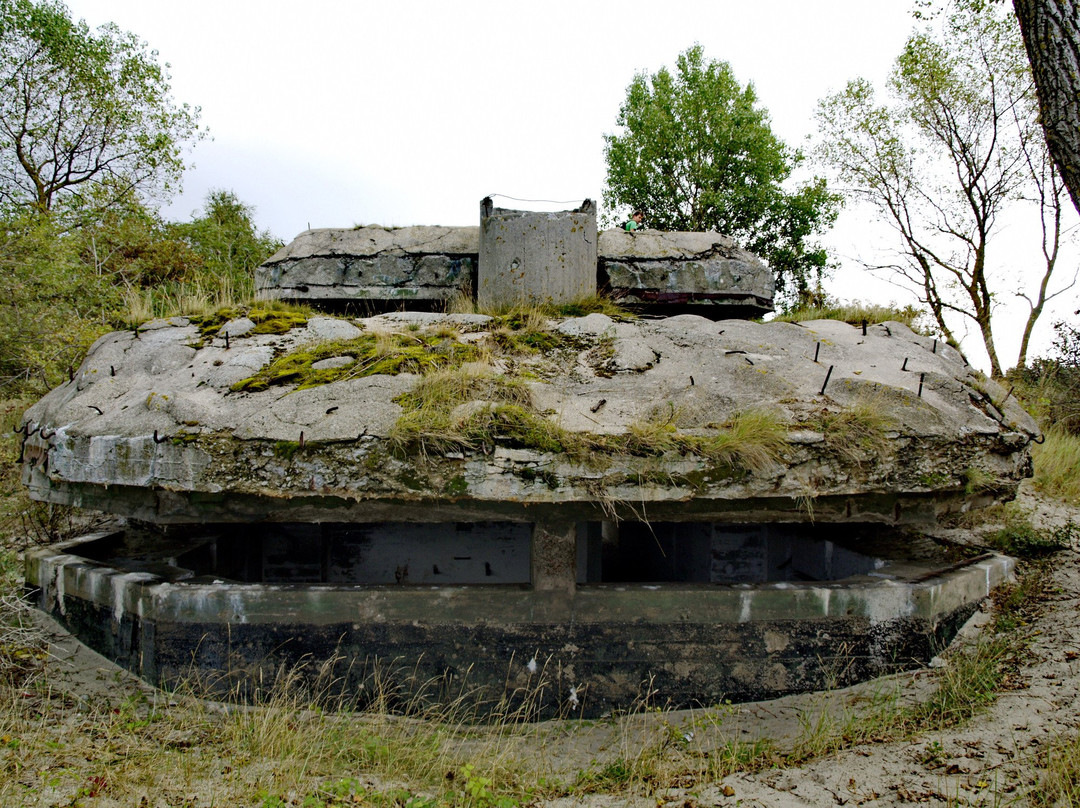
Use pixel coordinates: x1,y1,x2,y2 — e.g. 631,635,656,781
478,197,597,308
531,521,577,598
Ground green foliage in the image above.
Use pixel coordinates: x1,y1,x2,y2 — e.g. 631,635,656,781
0,211,120,391
0,0,203,214
171,189,282,302
573,759,634,792
72,192,204,289
0,184,280,393
113,191,281,320
1031,428,1080,506
985,512,1073,558
1008,323,1080,435
603,45,840,304
1052,318,1080,367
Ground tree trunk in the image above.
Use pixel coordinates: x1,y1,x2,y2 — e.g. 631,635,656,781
1014,0,1080,216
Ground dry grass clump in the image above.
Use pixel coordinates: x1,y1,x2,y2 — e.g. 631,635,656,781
617,406,787,473
1035,732,1080,806
393,378,789,479
1031,427,1080,507
123,274,253,325
0,594,47,694
486,306,567,355
699,409,789,473
772,301,929,333
812,397,896,465
451,294,631,321
390,365,540,455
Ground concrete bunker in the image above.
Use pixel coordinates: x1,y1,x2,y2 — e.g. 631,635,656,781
20,199,1037,716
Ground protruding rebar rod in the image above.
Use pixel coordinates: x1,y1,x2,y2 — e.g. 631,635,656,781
820,365,834,396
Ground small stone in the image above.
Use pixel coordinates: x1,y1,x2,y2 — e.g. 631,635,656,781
218,318,256,338
305,317,362,341
554,313,615,338
311,356,355,371
450,400,494,426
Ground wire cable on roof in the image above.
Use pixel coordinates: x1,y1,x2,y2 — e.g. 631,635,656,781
485,193,587,206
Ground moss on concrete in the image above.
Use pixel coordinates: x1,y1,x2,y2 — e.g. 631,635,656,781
188,303,311,344
232,332,481,392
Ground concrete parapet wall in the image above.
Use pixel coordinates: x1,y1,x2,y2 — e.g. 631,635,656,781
255,226,478,305
598,229,774,315
477,199,597,307
256,223,773,315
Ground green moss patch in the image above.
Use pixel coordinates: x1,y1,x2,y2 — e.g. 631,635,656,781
488,309,572,355
392,366,787,480
232,332,481,393
188,303,311,343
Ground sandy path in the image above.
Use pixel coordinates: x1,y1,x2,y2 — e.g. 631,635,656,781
22,486,1080,807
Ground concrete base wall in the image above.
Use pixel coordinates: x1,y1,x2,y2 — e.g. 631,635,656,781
25,529,1013,718
41,596,980,717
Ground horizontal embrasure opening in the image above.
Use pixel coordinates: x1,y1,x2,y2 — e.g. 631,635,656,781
59,520,952,587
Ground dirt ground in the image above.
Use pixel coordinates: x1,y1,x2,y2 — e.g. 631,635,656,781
16,483,1080,807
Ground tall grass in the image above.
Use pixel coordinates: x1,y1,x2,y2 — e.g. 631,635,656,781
812,396,896,466
1035,733,1080,806
772,302,930,333
122,272,252,324
0,537,1061,806
1032,427,1080,507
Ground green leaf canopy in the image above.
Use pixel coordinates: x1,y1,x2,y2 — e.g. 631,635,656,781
0,0,202,214
603,45,839,304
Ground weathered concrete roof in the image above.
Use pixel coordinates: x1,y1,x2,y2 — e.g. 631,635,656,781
20,312,1037,524
598,229,740,257
263,226,481,261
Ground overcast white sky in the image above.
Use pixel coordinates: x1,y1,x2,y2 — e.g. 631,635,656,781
61,0,1078,369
